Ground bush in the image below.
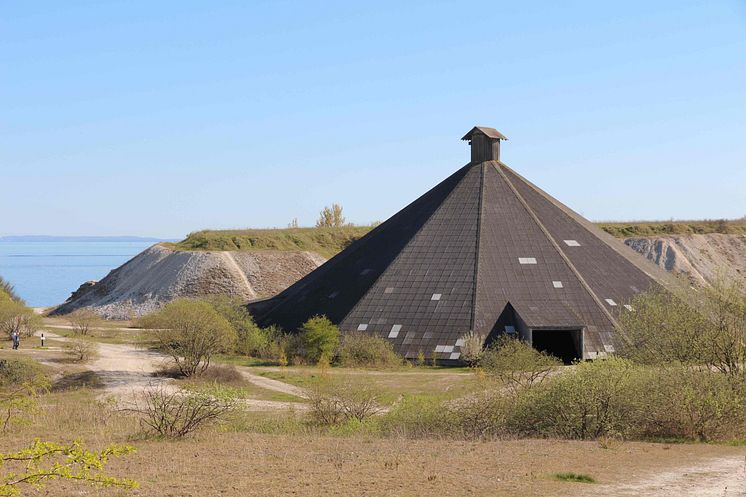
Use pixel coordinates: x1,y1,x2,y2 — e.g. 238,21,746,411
0,358,46,387
459,331,486,366
307,378,382,426
204,295,266,356
132,386,236,438
197,365,245,385
299,315,339,364
336,332,402,368
479,336,561,394
67,308,100,336
64,339,99,363
619,278,746,376
635,367,746,441
510,357,642,439
139,299,238,377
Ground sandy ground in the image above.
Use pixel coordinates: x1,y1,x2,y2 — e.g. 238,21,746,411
579,453,746,497
32,329,306,410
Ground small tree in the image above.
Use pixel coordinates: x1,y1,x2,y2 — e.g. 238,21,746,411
67,308,100,336
480,336,561,394
300,315,339,364
0,300,40,339
315,203,346,228
139,299,237,377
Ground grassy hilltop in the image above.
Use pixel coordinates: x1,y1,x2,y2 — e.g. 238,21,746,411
166,226,373,259
166,219,745,256
597,218,746,238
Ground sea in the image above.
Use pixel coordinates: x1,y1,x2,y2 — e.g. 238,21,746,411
0,240,159,307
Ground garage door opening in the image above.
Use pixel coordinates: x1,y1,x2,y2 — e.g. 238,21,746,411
531,329,581,364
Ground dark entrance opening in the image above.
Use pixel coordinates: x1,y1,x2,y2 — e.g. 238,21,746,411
531,329,581,364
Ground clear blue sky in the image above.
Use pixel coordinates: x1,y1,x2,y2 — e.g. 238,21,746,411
2,1,745,238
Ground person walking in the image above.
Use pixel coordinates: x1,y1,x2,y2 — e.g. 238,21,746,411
11,331,19,350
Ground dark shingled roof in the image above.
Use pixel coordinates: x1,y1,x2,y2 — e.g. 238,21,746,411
248,150,675,362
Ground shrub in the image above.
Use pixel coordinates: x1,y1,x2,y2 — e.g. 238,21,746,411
618,277,746,376
132,386,236,438
64,338,99,363
204,295,265,355
0,359,50,432
299,315,339,364
139,299,237,377
197,365,245,385
479,336,561,394
0,439,137,495
307,378,382,426
459,331,486,366
0,358,46,387
67,308,100,336
635,367,746,441
446,389,510,439
336,332,402,368
510,357,643,439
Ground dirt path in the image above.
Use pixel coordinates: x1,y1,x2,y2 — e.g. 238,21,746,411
236,368,308,398
582,454,746,497
36,331,306,409
222,251,258,299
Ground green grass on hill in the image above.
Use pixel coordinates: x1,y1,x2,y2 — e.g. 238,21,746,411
165,226,373,258
164,218,745,257
597,219,746,238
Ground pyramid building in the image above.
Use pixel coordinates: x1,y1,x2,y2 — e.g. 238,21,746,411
249,127,673,363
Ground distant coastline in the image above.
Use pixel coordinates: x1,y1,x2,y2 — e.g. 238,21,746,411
0,235,175,242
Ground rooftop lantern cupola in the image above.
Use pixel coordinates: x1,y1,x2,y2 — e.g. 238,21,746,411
461,126,508,163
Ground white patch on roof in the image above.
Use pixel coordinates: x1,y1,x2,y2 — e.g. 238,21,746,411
605,298,617,306
384,287,394,294
624,304,633,311
431,293,441,301
518,257,537,265
552,280,563,288
435,345,446,353
604,344,616,353
388,324,401,338
449,352,461,360
564,240,581,247
357,324,368,331
327,291,339,299
455,338,465,347
442,345,454,353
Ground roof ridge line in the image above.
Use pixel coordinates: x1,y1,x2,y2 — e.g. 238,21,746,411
343,162,481,327
469,162,486,332
492,161,619,330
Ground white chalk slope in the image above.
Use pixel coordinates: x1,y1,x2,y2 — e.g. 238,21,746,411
52,244,326,319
